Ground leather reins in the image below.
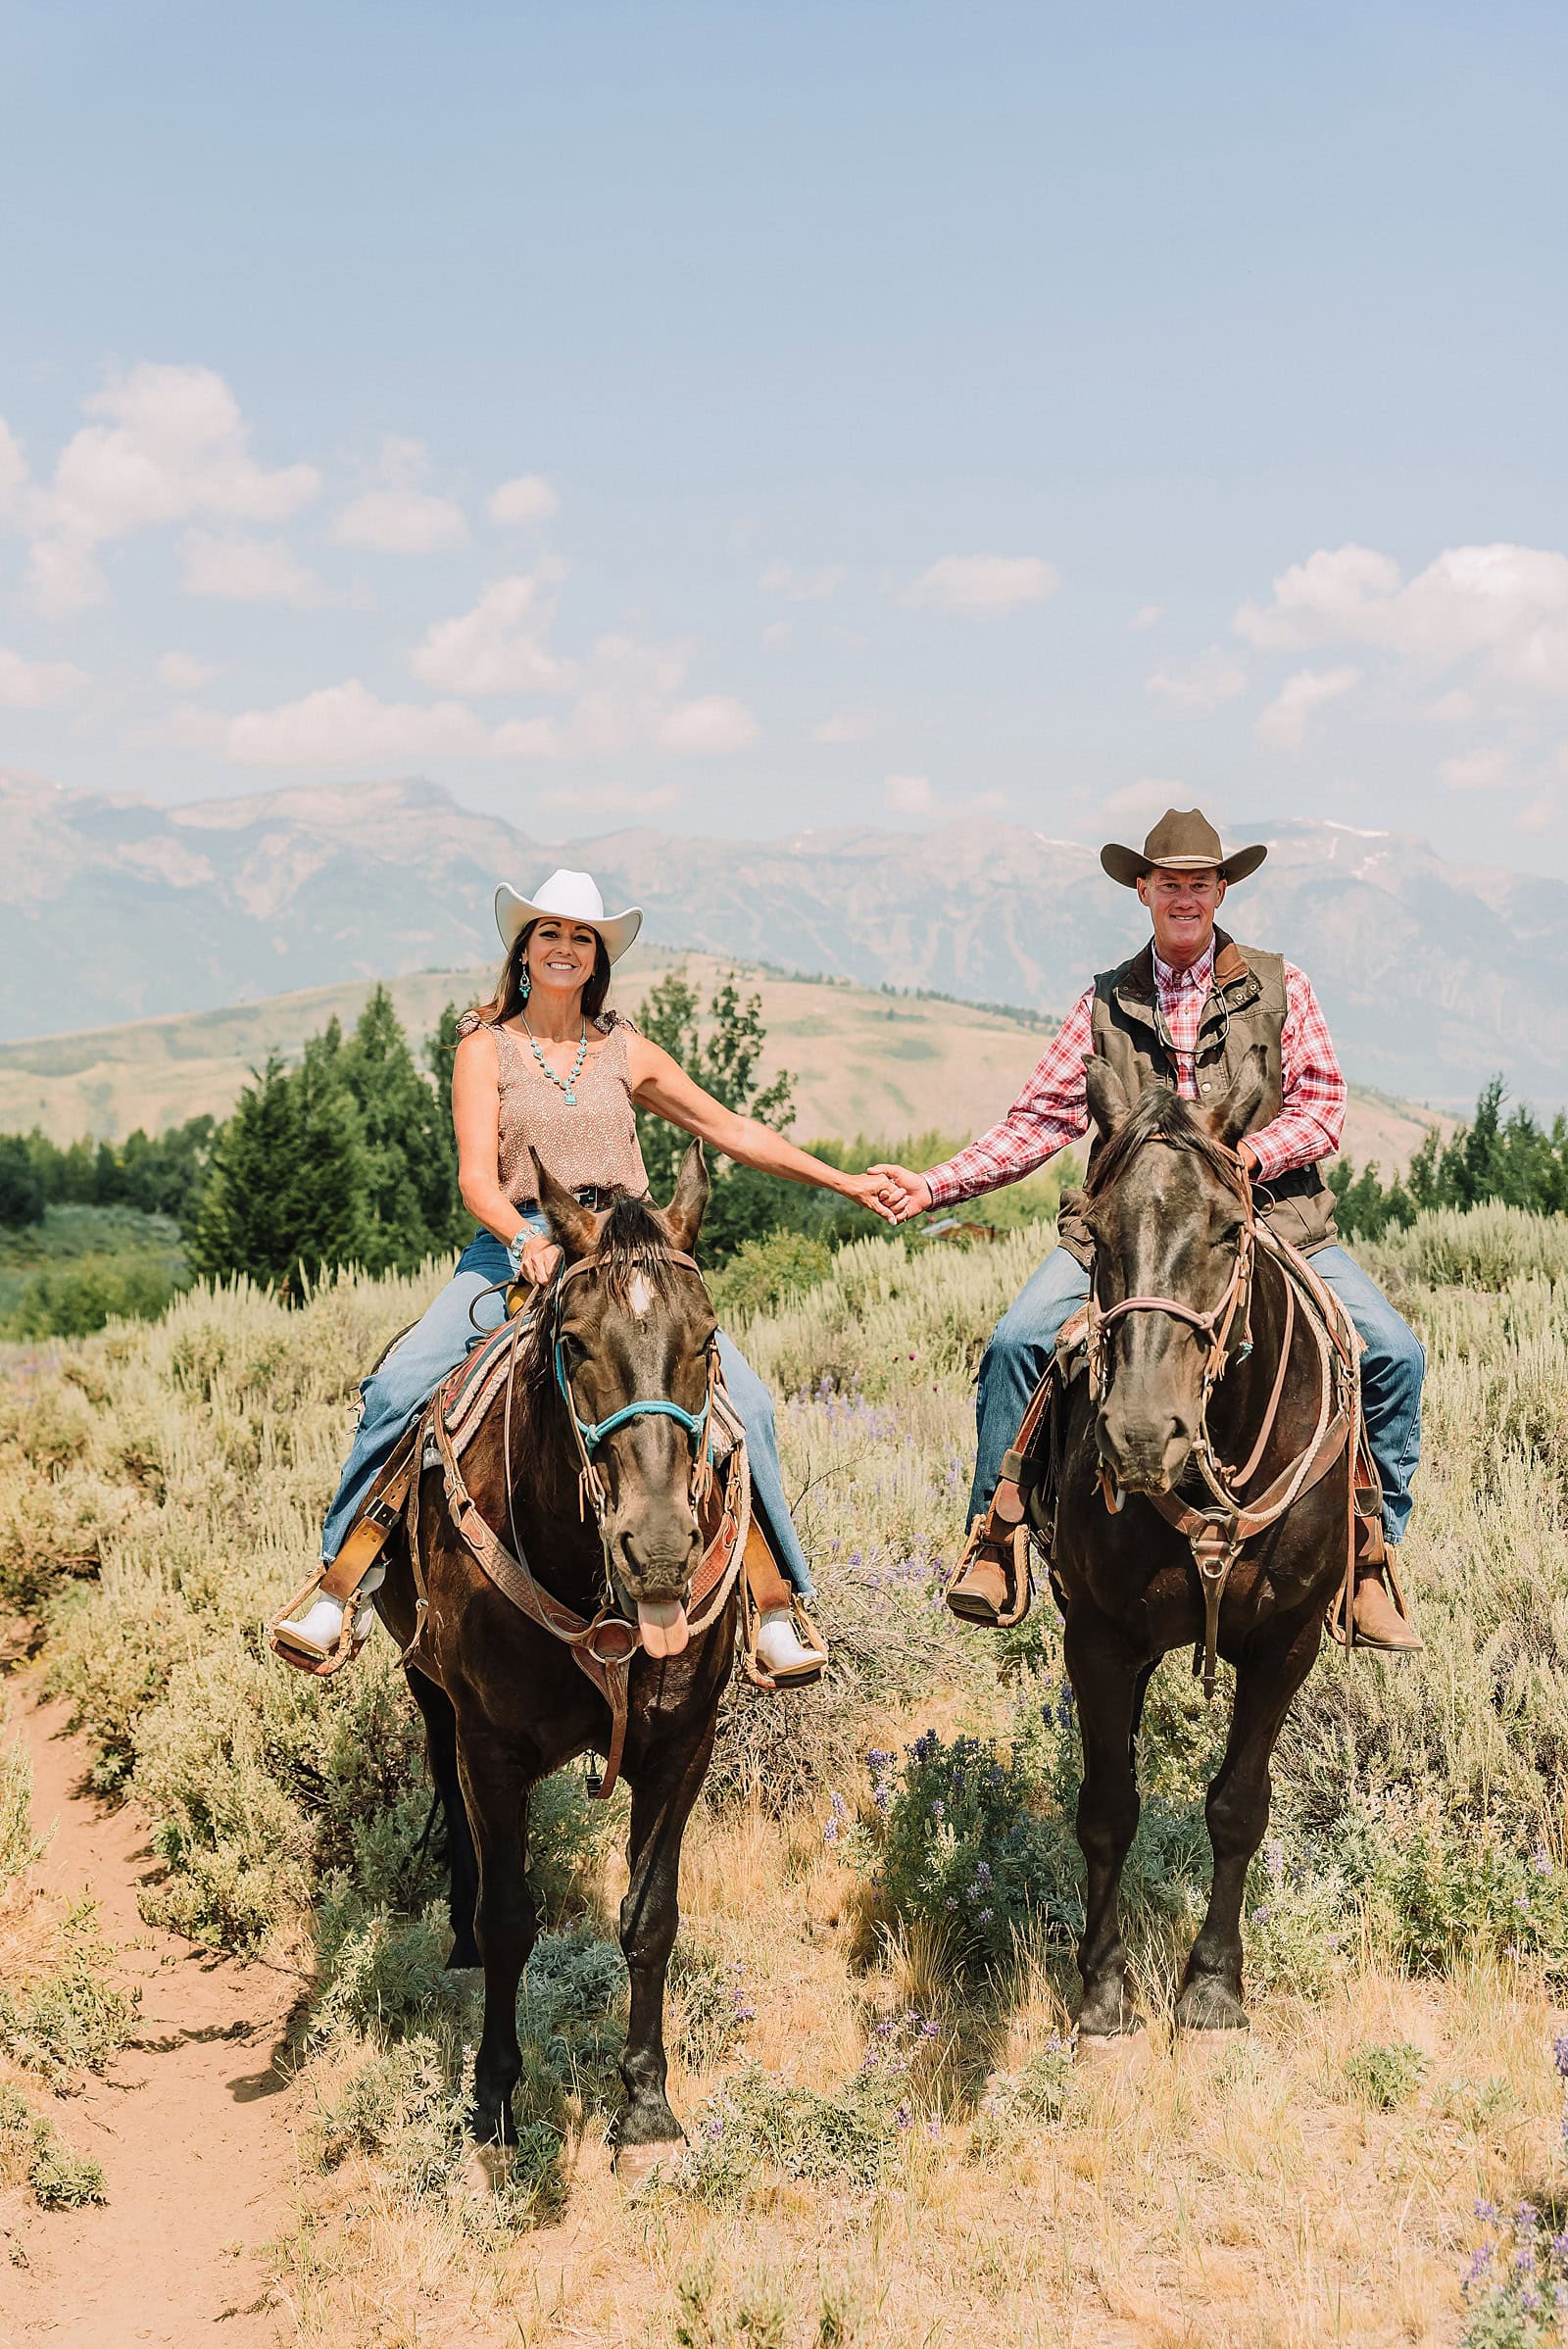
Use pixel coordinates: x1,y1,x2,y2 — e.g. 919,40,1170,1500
1087,1144,1356,1698
417,1242,747,1799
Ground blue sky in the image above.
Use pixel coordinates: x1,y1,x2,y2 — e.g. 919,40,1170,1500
4,2,1567,866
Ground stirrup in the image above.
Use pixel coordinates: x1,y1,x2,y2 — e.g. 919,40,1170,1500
270,1569,376,1678
742,1592,828,1691
944,1521,1032,1629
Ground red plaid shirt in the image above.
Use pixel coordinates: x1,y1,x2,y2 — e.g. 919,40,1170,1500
923,940,1346,1208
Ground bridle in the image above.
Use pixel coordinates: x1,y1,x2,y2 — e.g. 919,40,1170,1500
1084,1137,1353,1699
420,1233,746,1803
550,1248,720,1543
1086,1145,1257,1444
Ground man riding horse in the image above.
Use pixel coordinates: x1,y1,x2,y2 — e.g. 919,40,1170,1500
874,806,1424,1652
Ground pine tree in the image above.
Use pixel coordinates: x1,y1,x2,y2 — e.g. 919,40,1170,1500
337,986,458,1272
0,1135,44,1230
187,1053,369,1294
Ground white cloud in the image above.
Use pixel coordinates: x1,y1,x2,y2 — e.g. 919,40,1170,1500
333,487,467,554
0,419,26,515
1235,541,1568,694
535,779,684,814
1100,778,1195,831
904,554,1058,615
759,561,845,603
1131,604,1164,631
180,530,326,606
27,537,108,614
883,771,1007,823
1442,749,1512,792
0,646,88,709
487,473,559,527
214,680,491,767
410,568,573,695
157,649,220,692
29,363,319,613
654,696,759,755
331,435,468,553
813,710,877,743
1256,665,1360,751
885,774,937,816
1147,647,1248,712
1428,689,1477,722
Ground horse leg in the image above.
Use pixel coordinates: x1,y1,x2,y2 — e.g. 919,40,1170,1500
1067,1615,1151,2036
456,1732,538,2144
613,1735,714,2178
1176,1617,1321,2030
405,1668,479,1969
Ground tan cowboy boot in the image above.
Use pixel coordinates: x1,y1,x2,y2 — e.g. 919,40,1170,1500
1350,1553,1424,1653
946,1522,1030,1627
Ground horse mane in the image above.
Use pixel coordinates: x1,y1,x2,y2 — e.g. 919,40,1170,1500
1085,1084,1246,1203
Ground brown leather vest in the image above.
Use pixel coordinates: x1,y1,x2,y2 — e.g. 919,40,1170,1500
1056,929,1338,1265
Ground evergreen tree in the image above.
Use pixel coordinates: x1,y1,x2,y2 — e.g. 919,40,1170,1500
187,1053,369,1295
336,986,460,1271
0,1135,44,1229
426,1003,469,1246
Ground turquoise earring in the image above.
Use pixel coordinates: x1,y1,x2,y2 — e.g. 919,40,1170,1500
519,968,531,1003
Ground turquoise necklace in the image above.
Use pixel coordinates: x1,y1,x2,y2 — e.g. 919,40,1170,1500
520,1010,588,1105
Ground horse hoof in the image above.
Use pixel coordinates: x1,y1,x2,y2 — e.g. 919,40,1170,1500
445,1935,480,1971
613,2136,682,2191
463,2141,514,2198
1175,1978,1249,2032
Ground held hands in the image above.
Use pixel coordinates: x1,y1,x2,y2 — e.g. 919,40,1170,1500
866,1164,934,1223
843,1170,906,1226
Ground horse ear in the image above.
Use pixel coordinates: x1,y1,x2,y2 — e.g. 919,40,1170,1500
530,1150,602,1259
1085,1056,1131,1141
662,1138,710,1256
1208,1044,1269,1150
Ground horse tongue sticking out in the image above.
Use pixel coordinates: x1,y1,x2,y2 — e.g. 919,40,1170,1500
636,1597,690,1658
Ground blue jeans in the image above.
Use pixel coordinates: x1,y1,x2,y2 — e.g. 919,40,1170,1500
321,1226,812,1597
971,1242,1424,1546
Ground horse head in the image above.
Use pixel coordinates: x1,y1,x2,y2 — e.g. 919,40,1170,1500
1080,1045,1267,1497
532,1140,718,1657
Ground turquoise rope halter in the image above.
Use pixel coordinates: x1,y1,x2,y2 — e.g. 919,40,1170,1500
554,1331,712,1460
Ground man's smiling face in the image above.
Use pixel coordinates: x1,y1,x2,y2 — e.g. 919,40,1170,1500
1136,864,1227,971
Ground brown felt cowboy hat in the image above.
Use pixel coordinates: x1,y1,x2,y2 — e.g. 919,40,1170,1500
1100,807,1268,890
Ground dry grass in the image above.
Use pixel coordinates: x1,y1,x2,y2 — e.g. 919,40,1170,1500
6,1207,1568,2337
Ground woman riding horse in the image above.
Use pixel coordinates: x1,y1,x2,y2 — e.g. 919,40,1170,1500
274,865,897,1676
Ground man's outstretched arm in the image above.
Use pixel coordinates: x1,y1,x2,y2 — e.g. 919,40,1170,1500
872,989,1096,1218
1240,965,1347,1180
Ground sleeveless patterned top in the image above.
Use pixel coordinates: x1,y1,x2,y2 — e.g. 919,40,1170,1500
456,1009,650,1207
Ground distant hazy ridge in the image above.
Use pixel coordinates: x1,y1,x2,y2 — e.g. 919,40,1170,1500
0,946,1446,1175
5,768,1560,1107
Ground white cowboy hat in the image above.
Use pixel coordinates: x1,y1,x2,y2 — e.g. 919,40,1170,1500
493,868,644,964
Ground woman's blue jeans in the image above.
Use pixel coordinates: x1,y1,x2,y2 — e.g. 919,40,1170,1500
320,1227,812,1598
970,1243,1425,1546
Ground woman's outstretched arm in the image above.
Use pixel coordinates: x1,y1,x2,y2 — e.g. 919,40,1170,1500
627,1037,899,1221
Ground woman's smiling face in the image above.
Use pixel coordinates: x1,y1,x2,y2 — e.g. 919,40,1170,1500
526,917,601,999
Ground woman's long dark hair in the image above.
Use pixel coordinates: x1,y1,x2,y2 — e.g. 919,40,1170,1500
467,918,613,1031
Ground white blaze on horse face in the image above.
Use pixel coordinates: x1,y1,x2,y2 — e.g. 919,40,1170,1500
626,1271,653,1320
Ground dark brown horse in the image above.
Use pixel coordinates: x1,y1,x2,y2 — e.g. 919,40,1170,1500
1054,1048,1352,2035
376,1143,739,2178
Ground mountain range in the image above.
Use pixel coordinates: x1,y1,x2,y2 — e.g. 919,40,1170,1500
4,767,1563,1108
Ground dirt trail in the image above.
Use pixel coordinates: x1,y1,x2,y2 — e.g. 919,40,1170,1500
0,1688,303,2347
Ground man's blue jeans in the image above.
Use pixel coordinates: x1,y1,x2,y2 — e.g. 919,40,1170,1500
321,1225,812,1596
970,1243,1424,1546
